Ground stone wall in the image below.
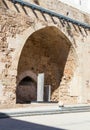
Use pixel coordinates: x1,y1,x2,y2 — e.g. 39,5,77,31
0,0,90,105
0,6,32,104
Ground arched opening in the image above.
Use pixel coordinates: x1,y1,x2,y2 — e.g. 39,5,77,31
16,76,37,103
16,26,77,104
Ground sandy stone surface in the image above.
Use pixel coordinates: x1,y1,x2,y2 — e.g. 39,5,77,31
0,0,90,105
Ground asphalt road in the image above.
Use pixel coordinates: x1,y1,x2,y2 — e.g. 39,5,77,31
0,112,90,130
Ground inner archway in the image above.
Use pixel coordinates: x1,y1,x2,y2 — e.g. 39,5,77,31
16,26,76,103
16,76,37,103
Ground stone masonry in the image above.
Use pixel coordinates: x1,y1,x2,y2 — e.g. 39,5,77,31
0,0,90,105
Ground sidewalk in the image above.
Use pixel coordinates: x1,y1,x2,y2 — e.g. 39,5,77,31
0,103,90,118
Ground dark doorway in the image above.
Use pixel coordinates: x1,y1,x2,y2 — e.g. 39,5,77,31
16,76,37,103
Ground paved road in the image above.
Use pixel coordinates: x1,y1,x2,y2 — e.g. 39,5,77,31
0,112,90,130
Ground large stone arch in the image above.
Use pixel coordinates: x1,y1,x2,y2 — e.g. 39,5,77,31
13,23,77,66
15,25,78,104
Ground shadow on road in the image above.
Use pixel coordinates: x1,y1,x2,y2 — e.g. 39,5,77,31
0,112,66,130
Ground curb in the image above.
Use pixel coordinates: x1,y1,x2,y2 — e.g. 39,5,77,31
0,106,90,118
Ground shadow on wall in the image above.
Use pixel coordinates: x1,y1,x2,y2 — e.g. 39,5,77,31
0,113,66,130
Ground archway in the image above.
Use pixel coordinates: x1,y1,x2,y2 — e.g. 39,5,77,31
16,26,77,103
16,76,37,103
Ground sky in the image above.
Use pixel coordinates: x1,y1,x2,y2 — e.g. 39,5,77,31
60,0,90,14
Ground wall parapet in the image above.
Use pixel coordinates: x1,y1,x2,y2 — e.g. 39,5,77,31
10,0,90,29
